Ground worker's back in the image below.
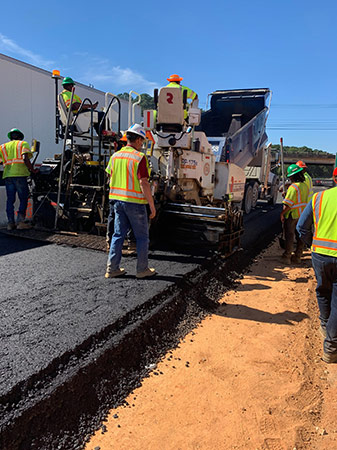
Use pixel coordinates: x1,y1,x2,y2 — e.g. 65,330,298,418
312,186,337,257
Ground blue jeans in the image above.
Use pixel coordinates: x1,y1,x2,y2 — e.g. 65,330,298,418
107,200,149,273
5,177,29,224
312,252,337,355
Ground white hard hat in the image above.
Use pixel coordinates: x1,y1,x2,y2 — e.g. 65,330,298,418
127,123,146,139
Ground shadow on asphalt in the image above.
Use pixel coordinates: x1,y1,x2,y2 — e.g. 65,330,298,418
109,274,185,283
0,231,49,257
149,251,207,264
215,303,309,325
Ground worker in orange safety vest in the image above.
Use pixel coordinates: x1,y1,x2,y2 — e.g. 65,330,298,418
105,124,156,279
297,167,337,363
296,160,313,201
61,77,105,134
0,128,38,230
166,74,198,120
280,164,309,264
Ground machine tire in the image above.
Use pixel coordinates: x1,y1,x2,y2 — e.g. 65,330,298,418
268,181,279,205
243,184,253,214
251,182,259,209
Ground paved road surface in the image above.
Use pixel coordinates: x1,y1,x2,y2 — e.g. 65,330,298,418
0,200,282,449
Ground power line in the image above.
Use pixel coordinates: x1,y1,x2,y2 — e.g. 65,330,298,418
268,127,337,130
272,104,337,108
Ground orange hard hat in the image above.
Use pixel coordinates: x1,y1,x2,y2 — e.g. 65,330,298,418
120,133,127,142
167,74,183,82
296,160,307,169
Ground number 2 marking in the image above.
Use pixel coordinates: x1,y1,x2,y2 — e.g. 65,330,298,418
167,93,173,104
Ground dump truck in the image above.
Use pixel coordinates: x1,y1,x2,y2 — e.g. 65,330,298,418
198,89,279,214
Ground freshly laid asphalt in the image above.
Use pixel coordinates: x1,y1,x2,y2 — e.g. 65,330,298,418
0,238,204,399
0,200,282,449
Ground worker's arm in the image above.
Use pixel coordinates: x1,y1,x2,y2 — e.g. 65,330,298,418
296,201,313,247
139,178,156,219
72,101,99,112
23,154,38,174
280,204,291,223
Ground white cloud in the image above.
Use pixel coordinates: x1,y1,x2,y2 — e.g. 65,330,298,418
0,34,157,94
83,63,158,94
0,33,54,68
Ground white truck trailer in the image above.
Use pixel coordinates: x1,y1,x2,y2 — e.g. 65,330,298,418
0,53,140,225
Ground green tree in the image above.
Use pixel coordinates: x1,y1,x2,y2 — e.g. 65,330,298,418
118,92,155,114
270,145,335,178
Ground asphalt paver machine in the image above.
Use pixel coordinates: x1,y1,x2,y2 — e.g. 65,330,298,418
144,87,243,254
32,74,122,232
143,86,272,254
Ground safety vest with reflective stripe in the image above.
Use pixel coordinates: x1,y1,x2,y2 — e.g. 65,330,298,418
0,140,32,179
304,172,313,201
166,82,197,119
61,90,82,114
283,181,309,219
311,186,337,257
106,147,148,204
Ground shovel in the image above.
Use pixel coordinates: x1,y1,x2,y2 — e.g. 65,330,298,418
279,222,286,249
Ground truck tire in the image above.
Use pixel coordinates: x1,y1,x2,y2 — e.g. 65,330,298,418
243,184,253,214
251,182,259,209
268,182,279,205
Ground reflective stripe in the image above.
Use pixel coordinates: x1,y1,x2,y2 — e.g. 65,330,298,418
312,238,337,250
108,147,147,203
16,141,22,159
313,191,323,229
109,188,145,199
0,144,8,163
5,159,25,165
0,142,26,167
311,187,337,256
284,182,309,218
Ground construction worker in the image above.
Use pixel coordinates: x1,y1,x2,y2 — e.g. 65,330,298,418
61,77,104,133
105,124,156,279
106,133,128,252
280,164,309,264
297,167,337,363
296,160,313,201
166,74,198,120
0,129,37,230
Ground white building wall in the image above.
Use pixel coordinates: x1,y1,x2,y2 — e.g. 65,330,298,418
0,53,141,225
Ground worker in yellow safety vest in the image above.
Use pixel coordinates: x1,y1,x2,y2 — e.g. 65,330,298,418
280,164,309,264
0,129,37,230
106,132,129,252
105,124,156,279
297,167,337,363
61,77,104,134
296,160,313,201
166,74,198,120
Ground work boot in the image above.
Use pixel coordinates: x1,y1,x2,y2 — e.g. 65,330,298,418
136,268,156,279
7,222,16,231
280,253,291,265
105,268,126,278
17,221,32,230
322,352,337,364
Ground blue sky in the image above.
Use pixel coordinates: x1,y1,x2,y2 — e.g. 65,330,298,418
0,0,336,154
